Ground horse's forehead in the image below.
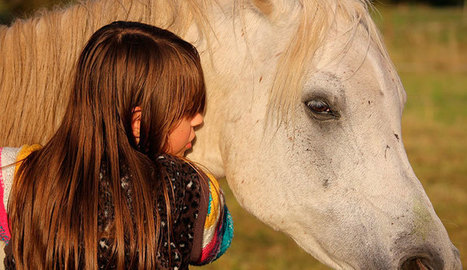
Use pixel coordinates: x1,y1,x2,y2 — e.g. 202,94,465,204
308,27,400,101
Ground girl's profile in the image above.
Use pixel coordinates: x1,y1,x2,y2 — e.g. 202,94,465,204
0,21,232,269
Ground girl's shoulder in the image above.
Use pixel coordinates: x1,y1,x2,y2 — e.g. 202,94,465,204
1,145,42,164
155,154,234,265
155,154,198,178
0,145,42,207
0,144,42,244
154,154,203,213
147,154,233,266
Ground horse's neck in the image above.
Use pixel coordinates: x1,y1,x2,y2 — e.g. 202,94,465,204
185,2,300,177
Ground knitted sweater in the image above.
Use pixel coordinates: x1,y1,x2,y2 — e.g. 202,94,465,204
0,145,233,269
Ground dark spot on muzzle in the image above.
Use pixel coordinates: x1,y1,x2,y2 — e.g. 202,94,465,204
322,178,329,189
385,145,391,159
394,133,400,141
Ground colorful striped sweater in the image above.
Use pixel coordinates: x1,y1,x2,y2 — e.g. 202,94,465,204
0,145,233,267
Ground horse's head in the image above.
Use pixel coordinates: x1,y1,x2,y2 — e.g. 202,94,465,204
266,19,462,269
190,0,461,268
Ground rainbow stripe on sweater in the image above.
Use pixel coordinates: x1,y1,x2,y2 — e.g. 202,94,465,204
195,173,233,265
0,145,42,244
0,148,11,243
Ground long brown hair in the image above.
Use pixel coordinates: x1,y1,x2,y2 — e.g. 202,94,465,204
8,21,206,269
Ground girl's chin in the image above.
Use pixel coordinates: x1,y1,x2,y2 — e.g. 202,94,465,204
175,148,189,157
170,143,192,157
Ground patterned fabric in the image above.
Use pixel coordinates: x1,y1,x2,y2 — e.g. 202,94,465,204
1,147,233,269
95,155,203,269
194,173,233,265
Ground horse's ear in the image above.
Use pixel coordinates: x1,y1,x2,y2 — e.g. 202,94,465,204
251,0,274,17
250,0,296,20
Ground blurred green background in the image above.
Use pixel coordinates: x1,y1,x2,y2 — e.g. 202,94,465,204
1,0,466,269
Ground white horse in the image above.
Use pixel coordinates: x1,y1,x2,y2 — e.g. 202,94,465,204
0,0,462,269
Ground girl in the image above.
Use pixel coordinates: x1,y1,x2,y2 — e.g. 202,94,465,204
0,21,232,269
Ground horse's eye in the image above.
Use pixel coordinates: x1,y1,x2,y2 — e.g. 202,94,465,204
305,99,340,120
307,100,331,113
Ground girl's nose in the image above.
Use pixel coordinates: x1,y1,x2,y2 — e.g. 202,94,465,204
190,113,204,127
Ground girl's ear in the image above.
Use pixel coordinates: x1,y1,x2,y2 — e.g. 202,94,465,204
132,106,142,144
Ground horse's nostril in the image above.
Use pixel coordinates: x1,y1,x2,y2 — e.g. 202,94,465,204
396,244,445,270
400,257,433,270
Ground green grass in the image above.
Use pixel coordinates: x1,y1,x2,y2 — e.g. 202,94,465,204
402,73,467,125
372,5,467,73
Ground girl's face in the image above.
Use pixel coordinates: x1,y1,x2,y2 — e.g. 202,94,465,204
167,113,204,156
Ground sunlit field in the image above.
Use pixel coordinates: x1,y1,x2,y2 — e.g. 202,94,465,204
1,2,466,269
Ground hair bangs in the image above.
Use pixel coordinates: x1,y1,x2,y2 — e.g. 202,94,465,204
178,51,206,118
